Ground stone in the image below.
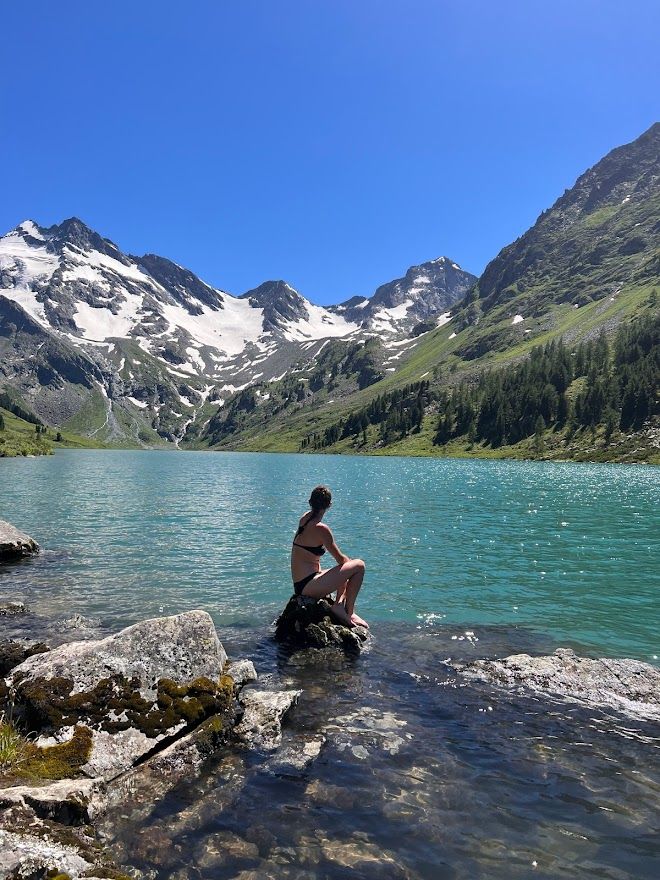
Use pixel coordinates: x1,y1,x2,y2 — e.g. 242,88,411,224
0,802,127,880
0,639,49,676
227,658,258,687
234,688,301,749
460,647,660,721
274,595,368,653
264,734,325,775
0,778,100,825
8,611,232,780
0,521,39,560
0,599,29,616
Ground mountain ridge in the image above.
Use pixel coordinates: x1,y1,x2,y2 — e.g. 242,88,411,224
0,216,475,444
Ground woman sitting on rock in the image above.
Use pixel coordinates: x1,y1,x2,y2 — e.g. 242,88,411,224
291,485,368,628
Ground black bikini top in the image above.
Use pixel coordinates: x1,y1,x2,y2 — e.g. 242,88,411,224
292,514,326,557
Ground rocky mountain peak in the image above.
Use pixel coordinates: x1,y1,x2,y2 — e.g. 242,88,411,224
44,216,124,261
240,280,309,332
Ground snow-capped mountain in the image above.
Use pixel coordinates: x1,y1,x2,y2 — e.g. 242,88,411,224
0,217,475,444
330,257,475,332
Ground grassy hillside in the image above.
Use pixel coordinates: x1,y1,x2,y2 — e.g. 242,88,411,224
0,406,107,457
188,124,660,464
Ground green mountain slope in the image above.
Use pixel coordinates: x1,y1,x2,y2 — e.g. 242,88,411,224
192,124,660,462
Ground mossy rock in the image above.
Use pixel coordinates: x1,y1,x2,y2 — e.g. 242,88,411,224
0,640,50,676
14,672,236,741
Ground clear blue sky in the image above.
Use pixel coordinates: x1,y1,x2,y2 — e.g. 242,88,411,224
2,1,658,304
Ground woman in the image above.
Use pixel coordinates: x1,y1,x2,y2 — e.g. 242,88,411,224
291,485,368,629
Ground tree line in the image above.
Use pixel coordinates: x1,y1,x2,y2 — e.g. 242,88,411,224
434,315,657,448
299,314,658,452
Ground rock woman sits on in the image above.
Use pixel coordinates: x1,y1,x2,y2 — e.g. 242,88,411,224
291,485,368,629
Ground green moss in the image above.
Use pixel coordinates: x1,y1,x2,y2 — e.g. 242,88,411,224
18,725,94,781
16,673,237,744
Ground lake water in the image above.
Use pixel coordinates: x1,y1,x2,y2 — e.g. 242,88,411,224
1,450,658,660
1,450,659,879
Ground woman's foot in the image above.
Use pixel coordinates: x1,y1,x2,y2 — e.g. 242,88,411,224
330,601,353,627
350,612,369,629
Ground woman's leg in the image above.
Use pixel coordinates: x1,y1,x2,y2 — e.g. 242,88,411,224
302,559,366,626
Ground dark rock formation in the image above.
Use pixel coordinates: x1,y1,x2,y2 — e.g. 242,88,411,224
274,595,369,653
460,647,660,721
0,521,39,560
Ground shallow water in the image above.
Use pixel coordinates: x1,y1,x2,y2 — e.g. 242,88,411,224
98,624,660,880
1,450,659,878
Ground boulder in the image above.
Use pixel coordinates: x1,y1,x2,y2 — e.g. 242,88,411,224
0,521,39,560
234,689,302,749
0,801,128,879
8,611,234,780
460,647,660,721
274,596,368,653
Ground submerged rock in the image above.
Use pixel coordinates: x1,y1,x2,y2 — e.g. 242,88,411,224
461,647,660,721
0,520,39,560
274,595,368,653
7,611,233,780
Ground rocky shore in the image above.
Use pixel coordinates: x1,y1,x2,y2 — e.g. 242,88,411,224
1,520,659,878
0,610,300,878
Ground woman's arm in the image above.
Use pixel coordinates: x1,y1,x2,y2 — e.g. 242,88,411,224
318,524,348,565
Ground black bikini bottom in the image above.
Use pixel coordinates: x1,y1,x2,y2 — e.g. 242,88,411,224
293,571,318,596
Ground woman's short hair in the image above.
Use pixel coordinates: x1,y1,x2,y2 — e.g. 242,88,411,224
309,485,332,513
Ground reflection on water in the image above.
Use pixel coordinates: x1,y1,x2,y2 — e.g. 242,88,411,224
98,624,660,880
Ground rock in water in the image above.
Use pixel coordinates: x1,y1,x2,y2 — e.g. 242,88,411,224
274,595,369,653
461,647,660,721
234,689,302,749
0,520,39,560
8,610,233,779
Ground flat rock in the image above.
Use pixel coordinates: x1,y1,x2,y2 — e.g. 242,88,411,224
8,611,232,780
234,688,301,749
0,778,100,825
0,520,39,560
461,647,660,721
274,595,369,653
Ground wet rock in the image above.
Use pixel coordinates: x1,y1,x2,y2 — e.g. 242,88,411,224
0,778,100,825
234,688,301,749
0,521,39,560
274,595,368,653
322,707,410,757
195,830,259,869
316,833,405,875
0,599,29,616
461,647,660,721
58,612,104,634
8,611,232,780
264,734,325,775
0,802,127,879
227,658,258,687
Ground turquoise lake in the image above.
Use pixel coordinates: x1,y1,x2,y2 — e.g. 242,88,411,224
1,450,658,661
